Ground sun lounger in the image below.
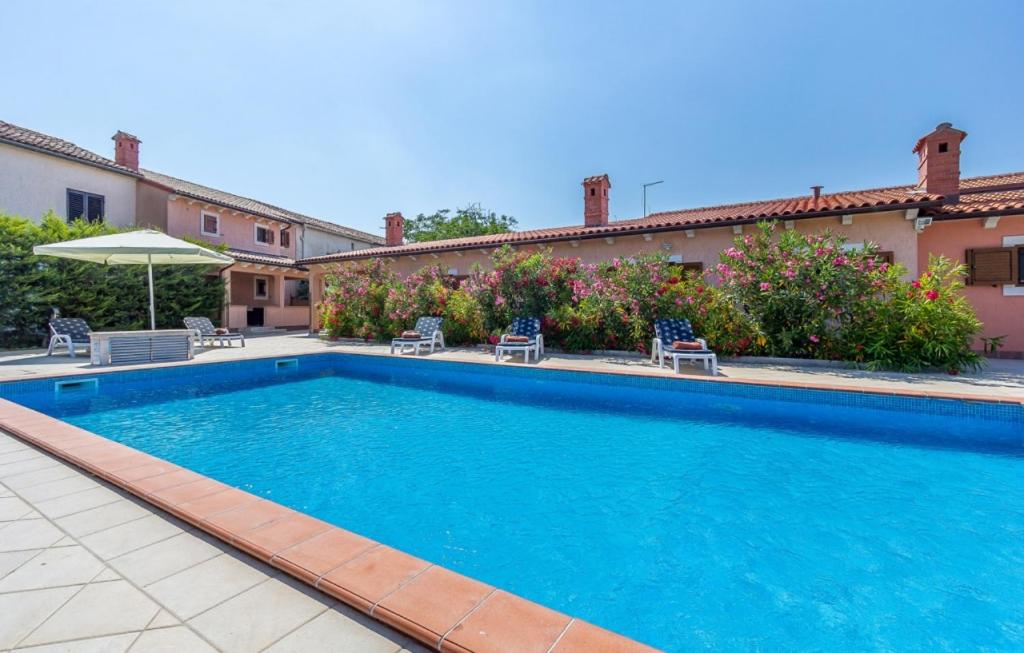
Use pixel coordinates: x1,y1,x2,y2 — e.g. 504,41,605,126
495,317,544,363
651,318,718,375
390,317,445,355
184,316,245,348
47,318,92,358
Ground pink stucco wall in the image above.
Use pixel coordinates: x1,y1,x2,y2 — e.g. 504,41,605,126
166,197,296,258
918,215,1024,353
321,210,915,279
224,269,310,329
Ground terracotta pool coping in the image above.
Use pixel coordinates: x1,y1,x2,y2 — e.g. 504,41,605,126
0,398,659,653
4,348,1023,406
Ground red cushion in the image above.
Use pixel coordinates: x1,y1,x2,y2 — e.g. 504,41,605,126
401,331,422,339
505,335,530,343
672,340,703,350
214,328,229,335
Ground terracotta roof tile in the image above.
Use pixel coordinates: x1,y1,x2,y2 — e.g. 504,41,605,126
226,248,306,270
0,119,382,246
141,169,383,245
957,171,1024,192
300,171,1024,265
300,185,943,264
0,120,139,177
934,188,1024,216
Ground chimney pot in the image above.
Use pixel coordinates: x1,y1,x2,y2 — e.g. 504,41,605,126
811,185,823,201
913,122,966,198
384,212,404,247
582,174,611,227
112,131,140,171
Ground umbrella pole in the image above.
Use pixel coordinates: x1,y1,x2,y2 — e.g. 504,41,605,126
147,255,156,330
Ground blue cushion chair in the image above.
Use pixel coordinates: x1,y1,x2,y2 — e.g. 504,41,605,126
391,316,445,355
651,318,718,375
47,318,92,358
184,316,245,348
495,317,544,363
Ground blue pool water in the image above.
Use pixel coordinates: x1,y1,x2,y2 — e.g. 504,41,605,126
4,354,1023,651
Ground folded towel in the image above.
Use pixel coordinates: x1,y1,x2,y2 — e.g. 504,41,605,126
505,335,530,343
672,340,703,350
214,328,229,335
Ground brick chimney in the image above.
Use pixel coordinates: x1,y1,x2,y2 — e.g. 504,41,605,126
384,212,404,247
112,131,140,171
913,122,966,198
583,174,611,227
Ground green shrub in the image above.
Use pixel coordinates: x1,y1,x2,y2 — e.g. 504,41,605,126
317,223,983,371
656,271,761,356
843,255,982,372
0,212,224,349
714,222,885,358
318,258,398,340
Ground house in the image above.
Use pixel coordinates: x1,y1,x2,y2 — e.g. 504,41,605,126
119,131,382,330
0,121,138,227
0,120,383,332
304,123,1024,355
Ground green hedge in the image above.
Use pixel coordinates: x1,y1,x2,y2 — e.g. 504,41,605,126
0,212,226,349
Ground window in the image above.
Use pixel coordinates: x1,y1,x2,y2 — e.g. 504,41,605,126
254,224,275,246
1018,247,1024,286
254,276,269,300
938,142,949,153
966,247,1018,286
874,251,895,265
201,212,220,236
67,189,104,223
681,262,705,274
280,228,290,248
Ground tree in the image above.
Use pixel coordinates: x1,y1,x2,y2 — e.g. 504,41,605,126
0,212,225,349
404,205,517,243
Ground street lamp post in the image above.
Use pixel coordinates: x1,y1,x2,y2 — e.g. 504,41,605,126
642,180,664,217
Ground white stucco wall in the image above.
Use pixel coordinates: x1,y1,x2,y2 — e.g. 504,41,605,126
0,143,137,227
299,224,379,258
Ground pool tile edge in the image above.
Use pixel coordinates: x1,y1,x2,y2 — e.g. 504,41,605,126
0,397,661,653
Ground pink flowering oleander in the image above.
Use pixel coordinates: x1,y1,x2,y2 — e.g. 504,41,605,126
317,230,977,370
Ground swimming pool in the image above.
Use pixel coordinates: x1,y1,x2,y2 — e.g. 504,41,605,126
3,354,1022,651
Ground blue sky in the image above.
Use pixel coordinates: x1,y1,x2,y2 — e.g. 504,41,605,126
5,1,1022,235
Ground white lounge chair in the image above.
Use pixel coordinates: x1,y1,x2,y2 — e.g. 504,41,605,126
47,318,92,358
495,317,544,363
651,318,718,375
391,317,445,355
184,317,245,348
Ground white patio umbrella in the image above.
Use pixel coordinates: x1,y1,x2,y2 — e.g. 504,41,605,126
33,229,234,330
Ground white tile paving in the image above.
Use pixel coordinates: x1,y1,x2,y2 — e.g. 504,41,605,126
0,432,428,652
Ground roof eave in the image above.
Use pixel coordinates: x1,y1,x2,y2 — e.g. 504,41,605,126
144,179,298,226
930,207,1024,220
0,137,142,179
299,199,944,265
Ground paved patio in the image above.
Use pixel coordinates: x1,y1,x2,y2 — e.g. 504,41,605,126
0,431,427,653
1,332,1021,401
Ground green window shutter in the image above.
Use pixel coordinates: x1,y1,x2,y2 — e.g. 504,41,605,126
67,190,85,222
